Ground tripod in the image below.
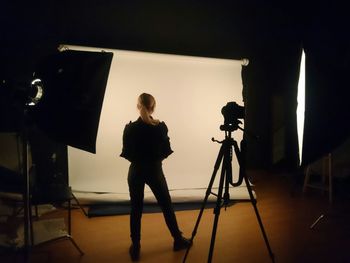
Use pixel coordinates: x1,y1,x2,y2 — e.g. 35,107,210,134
183,127,275,263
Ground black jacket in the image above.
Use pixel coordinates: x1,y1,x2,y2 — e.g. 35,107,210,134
120,117,173,163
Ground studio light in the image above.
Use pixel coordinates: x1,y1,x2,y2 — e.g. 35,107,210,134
0,47,113,253
30,48,114,153
26,78,43,106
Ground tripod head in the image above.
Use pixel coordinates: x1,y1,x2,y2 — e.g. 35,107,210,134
214,127,258,188
212,129,244,188
214,101,259,187
219,120,243,133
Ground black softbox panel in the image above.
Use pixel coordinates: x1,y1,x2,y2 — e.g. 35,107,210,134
302,52,350,166
30,50,113,153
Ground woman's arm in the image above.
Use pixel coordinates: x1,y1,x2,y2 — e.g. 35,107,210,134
120,122,134,161
160,122,174,160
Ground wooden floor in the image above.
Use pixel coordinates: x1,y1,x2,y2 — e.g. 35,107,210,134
1,170,350,263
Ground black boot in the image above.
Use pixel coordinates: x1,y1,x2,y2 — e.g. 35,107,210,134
173,236,192,251
129,242,140,261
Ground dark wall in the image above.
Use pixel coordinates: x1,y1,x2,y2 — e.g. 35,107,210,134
2,0,62,80
28,125,69,188
1,0,304,72
1,0,349,169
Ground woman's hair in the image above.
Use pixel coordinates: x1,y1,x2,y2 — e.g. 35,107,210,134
137,93,160,125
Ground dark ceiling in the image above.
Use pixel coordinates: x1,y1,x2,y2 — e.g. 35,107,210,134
2,1,348,78
0,1,317,73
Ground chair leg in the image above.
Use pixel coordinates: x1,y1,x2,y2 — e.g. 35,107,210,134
35,205,39,218
303,154,333,204
303,166,311,193
29,203,34,246
68,199,72,235
328,153,333,204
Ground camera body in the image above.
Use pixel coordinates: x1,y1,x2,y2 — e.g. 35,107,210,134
220,102,245,131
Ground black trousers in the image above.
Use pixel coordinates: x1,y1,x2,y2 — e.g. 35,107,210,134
128,162,181,243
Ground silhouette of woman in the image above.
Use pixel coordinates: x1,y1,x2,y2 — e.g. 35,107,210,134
121,93,191,261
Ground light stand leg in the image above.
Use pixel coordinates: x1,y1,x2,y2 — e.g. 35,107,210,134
72,193,89,217
22,127,32,262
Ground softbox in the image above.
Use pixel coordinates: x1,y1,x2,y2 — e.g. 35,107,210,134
30,50,113,153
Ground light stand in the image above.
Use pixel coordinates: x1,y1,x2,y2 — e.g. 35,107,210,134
183,124,274,263
0,48,113,261
21,108,31,262
19,81,86,262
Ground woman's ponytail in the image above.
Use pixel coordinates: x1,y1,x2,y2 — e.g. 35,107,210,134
138,93,160,125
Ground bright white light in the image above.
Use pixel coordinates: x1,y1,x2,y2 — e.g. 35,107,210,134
297,50,306,164
27,78,43,106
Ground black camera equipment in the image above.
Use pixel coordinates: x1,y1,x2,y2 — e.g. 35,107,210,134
183,102,275,263
220,101,245,132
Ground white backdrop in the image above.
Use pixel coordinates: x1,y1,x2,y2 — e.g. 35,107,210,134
66,46,245,195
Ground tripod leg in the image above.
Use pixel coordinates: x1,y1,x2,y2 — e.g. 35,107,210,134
183,145,225,263
207,153,228,263
233,139,274,262
243,174,275,262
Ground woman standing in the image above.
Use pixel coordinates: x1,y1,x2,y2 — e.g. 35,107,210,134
121,93,191,261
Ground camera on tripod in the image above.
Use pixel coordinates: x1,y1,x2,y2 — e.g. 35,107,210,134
183,100,275,263
220,101,245,132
